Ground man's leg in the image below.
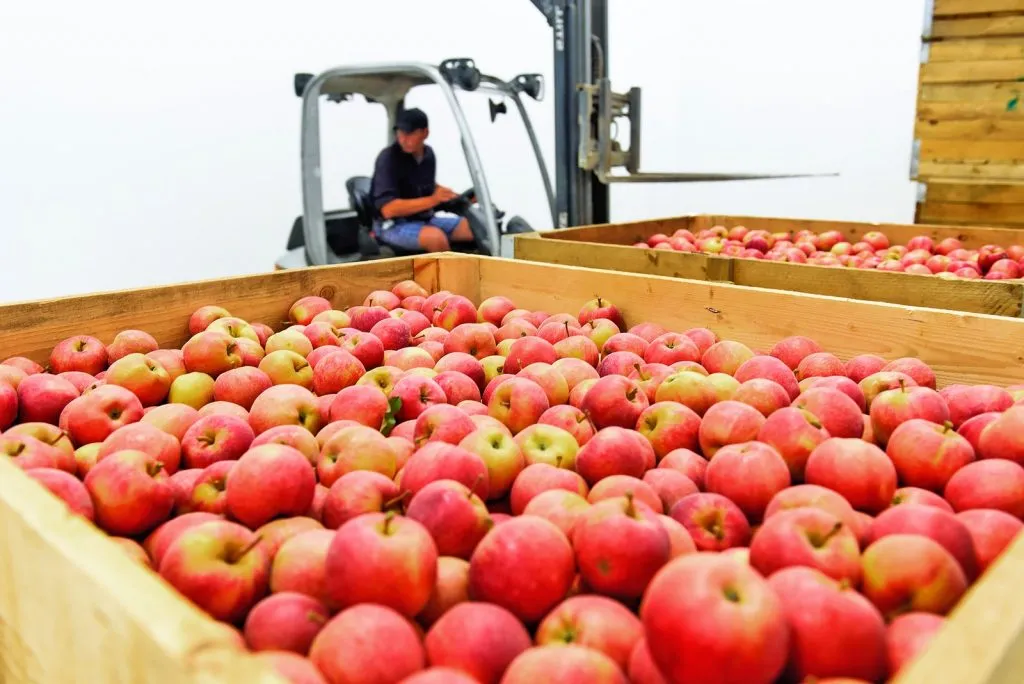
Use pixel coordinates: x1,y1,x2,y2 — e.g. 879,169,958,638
377,219,446,252
429,215,473,245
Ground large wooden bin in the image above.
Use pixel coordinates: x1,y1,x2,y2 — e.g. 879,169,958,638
514,214,1024,317
1,253,1024,683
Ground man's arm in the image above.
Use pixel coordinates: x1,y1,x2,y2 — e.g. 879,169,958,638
372,151,444,220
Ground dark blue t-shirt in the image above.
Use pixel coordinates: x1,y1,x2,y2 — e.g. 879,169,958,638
370,142,437,221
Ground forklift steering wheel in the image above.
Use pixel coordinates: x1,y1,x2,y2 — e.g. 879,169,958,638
435,187,476,214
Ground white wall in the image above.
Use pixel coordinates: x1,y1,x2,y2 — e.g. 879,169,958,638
0,0,926,302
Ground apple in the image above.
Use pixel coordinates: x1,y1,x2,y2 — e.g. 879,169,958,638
286,296,332,326
320,470,400,529
502,644,627,684
845,354,888,383
701,340,755,376
98,422,181,474
46,335,106,376
325,512,437,617
143,511,222,568
503,337,558,375
267,528,335,604
944,459,1024,518
249,385,322,435
886,612,946,679
106,329,159,364
310,603,425,682
943,384,1013,429
628,639,667,684
180,414,254,469
653,371,717,416
16,373,80,424
536,595,643,671
225,443,315,528
168,372,216,409
698,400,766,458
860,534,967,618
766,566,886,682
793,387,863,439
578,296,625,329
882,357,936,389
495,318,538,343
642,469,699,512
976,404,1024,465
182,331,243,377
243,591,329,654
458,426,525,500
732,378,791,417
59,384,144,446
867,504,978,580
84,449,173,535
517,363,569,406
513,423,579,470
318,424,397,486
669,492,751,551
432,295,478,331
477,295,517,326
804,438,896,514
956,509,1024,574
750,506,861,583
884,418,974,493
424,601,532,684
400,441,489,499
406,479,493,559
641,553,788,684
388,374,446,423
25,467,95,520
538,404,595,447
796,352,845,380
522,489,591,538
487,377,549,435
576,426,647,485
603,333,648,359
705,441,791,522
859,371,918,409
870,384,950,446
180,460,236,515
468,515,575,622
588,475,662,512
658,449,708,489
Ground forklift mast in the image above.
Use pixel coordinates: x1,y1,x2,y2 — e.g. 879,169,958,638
530,0,831,229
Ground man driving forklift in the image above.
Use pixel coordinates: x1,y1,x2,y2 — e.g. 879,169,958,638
370,108,475,252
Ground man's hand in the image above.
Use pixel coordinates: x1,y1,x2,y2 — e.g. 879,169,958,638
432,185,458,204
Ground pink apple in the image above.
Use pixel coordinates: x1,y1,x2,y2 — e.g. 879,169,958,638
860,534,967,618
59,384,144,446
669,493,751,551
706,441,791,521
84,449,174,535
698,400,766,458
243,591,329,654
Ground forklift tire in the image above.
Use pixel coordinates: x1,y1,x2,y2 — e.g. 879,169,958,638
504,216,535,234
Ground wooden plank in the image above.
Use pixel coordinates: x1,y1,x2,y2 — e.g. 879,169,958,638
931,16,1024,39
922,59,1024,84
414,253,482,302
934,0,1024,14
0,258,415,366
919,200,1024,224
927,38,1024,62
918,159,1024,180
915,117,1024,140
475,257,1024,388
918,101,1024,120
0,457,280,683
924,180,1024,203
920,82,1024,103
920,139,1024,162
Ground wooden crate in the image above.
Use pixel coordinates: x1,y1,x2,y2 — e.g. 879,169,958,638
914,0,1024,226
2,253,1024,683
513,214,1024,317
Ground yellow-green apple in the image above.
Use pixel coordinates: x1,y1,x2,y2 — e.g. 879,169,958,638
553,334,600,366
325,511,438,616
956,508,1023,573
844,354,887,383
458,426,524,500
794,387,864,439
301,321,340,349
509,462,588,514
249,384,322,435
73,443,101,477
356,365,403,396
258,350,313,389
581,375,648,430
538,405,595,446
578,296,625,329
732,378,791,417
870,384,950,446
769,335,822,370
99,422,180,473
576,426,647,485
419,556,471,627
805,438,896,514
706,442,788,521
886,418,974,492
652,371,715,416
59,384,144,446
767,566,886,682
317,425,396,486
84,449,173,535
868,504,978,580
225,444,315,528
106,329,159,364
495,339,515,357
697,400,765,458
49,335,108,375
641,553,788,684
523,489,590,539
182,331,242,376
270,528,334,604
750,507,861,582
442,323,497,360
25,467,94,521
243,591,329,654
477,295,516,326
503,338,557,375
400,443,489,500
210,367,272,411
757,406,829,481
886,612,946,679
801,376,867,412
468,515,575,622
487,377,549,435
628,638,667,684
321,470,400,529
644,332,700,366
143,511,221,568
339,330,385,369
168,371,216,409
669,492,751,551
181,414,254,469
188,305,231,335
434,351,485,389
309,604,425,683
197,401,249,422
495,318,537,343
424,601,531,683
859,371,918,409
582,318,621,352
536,595,643,671
636,401,701,459
796,351,845,381
15,373,79,424
480,355,506,384
390,374,447,422
883,357,936,389
891,486,953,511
657,448,708,488
630,321,668,343
626,363,673,403
705,372,740,402
701,340,755,376
158,519,271,623
860,534,967,618
57,371,97,393
250,424,319,465
643,469,698,512
288,296,332,325
180,460,236,515
514,423,579,469
407,479,493,559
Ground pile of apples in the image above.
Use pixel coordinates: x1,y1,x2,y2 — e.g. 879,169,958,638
637,224,1024,280
2,281,1024,684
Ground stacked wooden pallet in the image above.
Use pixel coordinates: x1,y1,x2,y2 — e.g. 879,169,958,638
915,0,1024,227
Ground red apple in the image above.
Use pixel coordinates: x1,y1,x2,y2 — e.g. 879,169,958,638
59,384,144,446
400,443,489,500
243,591,329,654
861,534,967,618
406,479,493,559
84,449,173,535
886,612,946,679
794,387,863,439
956,508,1024,573
49,335,107,375
751,507,861,583
143,510,221,568
509,462,588,515
98,422,181,474
576,426,648,485
180,414,254,469
502,645,628,684
868,503,978,580
225,444,315,528
25,467,94,520
249,385,323,435
886,418,974,492
16,373,80,424
701,340,755,376
141,403,200,441
805,438,896,514
669,492,751,551
891,486,954,512
424,601,532,684
944,459,1024,518
309,604,425,683
756,407,829,481
705,441,791,521
536,595,643,670
107,329,159,364
698,400,766,458
658,449,708,489
845,354,887,383
487,377,549,435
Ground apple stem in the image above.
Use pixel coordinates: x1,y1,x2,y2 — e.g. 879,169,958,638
384,491,411,512
307,611,327,625
820,521,844,546
898,378,906,392
555,455,564,469
624,490,636,517
468,475,484,499
382,509,398,535
146,461,165,478
626,387,638,402
596,296,603,307
942,420,954,433
231,535,263,563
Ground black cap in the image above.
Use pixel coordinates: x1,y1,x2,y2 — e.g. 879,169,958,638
395,108,429,133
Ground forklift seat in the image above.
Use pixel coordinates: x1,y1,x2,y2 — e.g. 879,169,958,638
346,176,375,229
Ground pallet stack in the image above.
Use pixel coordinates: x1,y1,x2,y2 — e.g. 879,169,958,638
915,0,1024,227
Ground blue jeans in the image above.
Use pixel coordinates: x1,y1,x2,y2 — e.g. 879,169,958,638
375,214,462,251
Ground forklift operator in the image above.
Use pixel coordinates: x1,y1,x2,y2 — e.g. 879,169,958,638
370,108,475,252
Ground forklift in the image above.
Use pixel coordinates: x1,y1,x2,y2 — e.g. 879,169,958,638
277,0,818,268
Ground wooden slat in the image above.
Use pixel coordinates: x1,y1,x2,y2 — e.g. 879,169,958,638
915,117,1024,139
920,82,1024,103
918,159,1024,179
414,253,482,302
927,38,1024,62
931,16,1024,39
0,258,416,366
918,101,1024,120
921,59,1024,84
933,0,1024,15
920,139,1024,162
924,180,1024,203
919,200,1024,224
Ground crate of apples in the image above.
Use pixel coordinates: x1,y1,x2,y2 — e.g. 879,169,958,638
639,224,1024,280
2,280,1023,684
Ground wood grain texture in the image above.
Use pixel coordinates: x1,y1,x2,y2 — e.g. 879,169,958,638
916,118,1024,140
928,37,1024,62
0,259,415,365
932,15,1024,39
0,458,282,683
933,0,1024,15
924,180,1024,203
919,200,1024,224
918,159,1024,179
922,59,1024,84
